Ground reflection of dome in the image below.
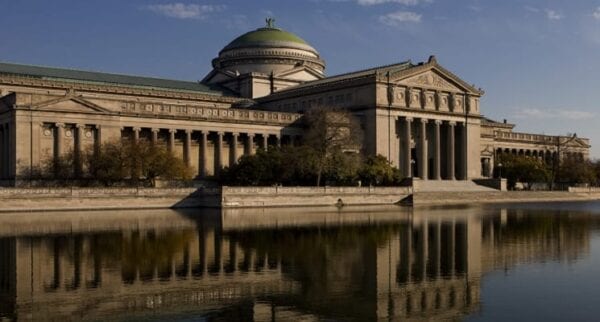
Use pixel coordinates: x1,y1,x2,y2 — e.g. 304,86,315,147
211,19,325,76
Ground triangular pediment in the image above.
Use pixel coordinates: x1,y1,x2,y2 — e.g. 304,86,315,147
385,57,483,95
567,138,591,148
274,65,324,81
31,95,111,114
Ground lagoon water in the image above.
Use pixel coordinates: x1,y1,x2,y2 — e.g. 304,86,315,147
1,202,600,321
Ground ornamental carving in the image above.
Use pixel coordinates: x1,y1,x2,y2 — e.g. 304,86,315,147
403,72,458,91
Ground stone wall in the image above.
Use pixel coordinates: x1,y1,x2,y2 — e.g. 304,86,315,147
221,186,412,208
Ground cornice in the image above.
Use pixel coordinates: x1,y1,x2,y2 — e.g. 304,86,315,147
0,74,241,103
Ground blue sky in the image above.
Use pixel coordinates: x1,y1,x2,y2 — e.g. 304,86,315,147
1,0,600,157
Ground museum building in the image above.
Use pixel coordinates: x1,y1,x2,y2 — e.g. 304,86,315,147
0,20,590,185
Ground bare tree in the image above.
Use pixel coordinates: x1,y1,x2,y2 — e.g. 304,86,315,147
302,106,363,186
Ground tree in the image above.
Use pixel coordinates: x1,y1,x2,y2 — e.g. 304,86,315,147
497,154,550,190
302,106,363,186
557,155,596,186
359,155,402,186
82,138,193,186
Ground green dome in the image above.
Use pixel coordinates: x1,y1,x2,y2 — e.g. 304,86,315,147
221,27,318,54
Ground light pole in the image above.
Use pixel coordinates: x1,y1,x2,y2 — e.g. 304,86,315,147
497,162,503,179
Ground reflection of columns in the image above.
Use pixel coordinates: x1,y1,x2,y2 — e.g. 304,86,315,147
168,129,176,153
435,219,441,278
151,128,159,145
450,219,456,276
132,127,141,143
184,130,192,167
447,122,456,180
201,131,208,177
216,132,224,172
262,134,268,151
403,117,413,178
231,133,239,164
433,120,441,180
246,133,255,156
275,135,281,148
421,219,428,280
418,119,428,180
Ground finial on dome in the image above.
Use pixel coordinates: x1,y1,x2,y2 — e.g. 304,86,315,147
266,17,275,28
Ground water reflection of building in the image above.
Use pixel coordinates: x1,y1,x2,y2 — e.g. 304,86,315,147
0,206,592,321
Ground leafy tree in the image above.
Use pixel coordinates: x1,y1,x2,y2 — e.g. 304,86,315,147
557,155,596,185
359,155,402,186
497,154,550,190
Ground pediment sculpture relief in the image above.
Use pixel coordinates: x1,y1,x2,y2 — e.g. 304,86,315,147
401,71,461,92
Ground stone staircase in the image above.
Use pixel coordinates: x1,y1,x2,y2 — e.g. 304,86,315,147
413,179,498,192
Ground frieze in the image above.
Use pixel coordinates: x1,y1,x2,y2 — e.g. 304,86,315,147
119,101,300,125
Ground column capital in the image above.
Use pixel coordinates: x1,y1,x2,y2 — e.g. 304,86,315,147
434,120,442,125
168,129,176,134
247,133,255,138
232,132,239,137
184,129,193,135
75,124,86,129
151,128,160,133
94,124,102,130
419,118,428,124
405,117,413,122
132,127,141,132
217,131,224,136
448,121,456,126
55,122,65,128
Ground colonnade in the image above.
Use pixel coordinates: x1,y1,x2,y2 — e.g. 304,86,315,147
398,117,467,180
126,127,294,177
47,122,297,178
495,148,585,164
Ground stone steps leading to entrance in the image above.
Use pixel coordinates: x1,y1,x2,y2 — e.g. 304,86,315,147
413,179,498,192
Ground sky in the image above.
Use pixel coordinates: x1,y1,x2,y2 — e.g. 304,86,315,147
1,0,599,157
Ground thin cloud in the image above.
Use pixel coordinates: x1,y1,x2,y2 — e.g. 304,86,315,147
514,108,595,121
379,11,422,25
145,3,225,20
593,7,600,20
357,0,431,5
545,9,563,21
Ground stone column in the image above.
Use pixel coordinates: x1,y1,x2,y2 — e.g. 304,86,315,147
0,125,4,178
200,131,208,177
275,135,281,148
94,125,102,158
75,125,85,176
447,122,456,180
262,134,268,151
246,133,255,156
167,129,176,153
231,133,239,164
402,117,413,178
184,130,192,167
151,128,159,145
216,132,224,173
418,119,428,180
55,123,65,158
433,120,441,180
132,127,141,143
457,122,466,180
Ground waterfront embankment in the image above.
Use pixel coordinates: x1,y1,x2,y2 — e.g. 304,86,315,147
0,186,599,212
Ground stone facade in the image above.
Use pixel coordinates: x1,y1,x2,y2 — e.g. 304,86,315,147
0,21,590,185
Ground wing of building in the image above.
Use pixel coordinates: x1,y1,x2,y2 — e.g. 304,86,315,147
0,20,590,185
